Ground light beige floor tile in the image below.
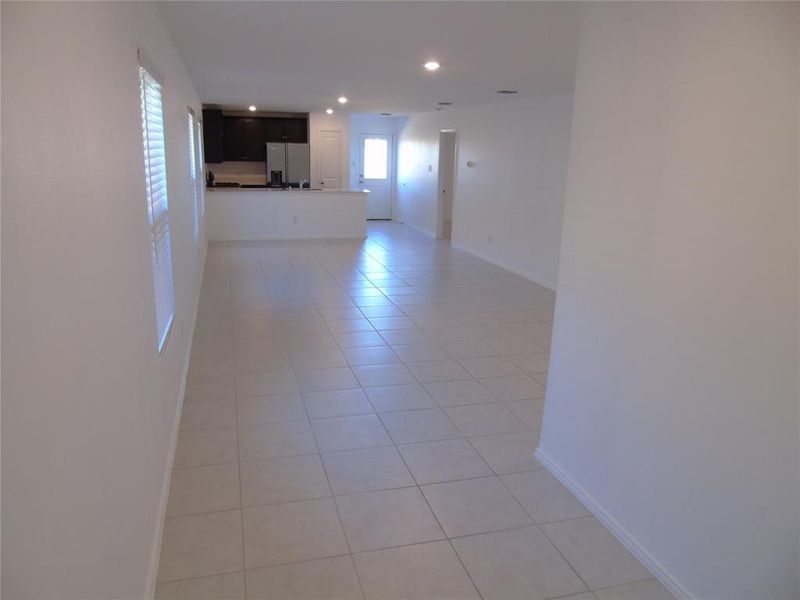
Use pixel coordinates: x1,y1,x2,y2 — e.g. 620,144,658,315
238,420,317,461
542,517,653,590
240,454,330,506
364,384,436,412
296,367,360,392
236,370,298,398
289,348,348,370
379,329,432,346
507,352,550,374
594,578,674,600
424,379,495,407
485,337,546,355
303,388,373,419
353,363,417,387
157,510,243,583
312,413,392,452
342,345,400,366
502,470,590,524
333,330,388,348
322,446,414,495
398,438,492,485
185,375,236,403
391,343,450,362
421,476,532,537
236,393,306,426
380,408,462,444
503,398,545,429
335,487,445,552
167,463,240,517
459,356,524,379
369,316,417,331
406,359,472,383
354,540,479,600
445,403,528,437
452,526,587,600
479,375,546,401
174,427,238,468
440,339,500,359
180,399,237,431
246,556,363,599
155,572,245,600
468,431,542,474
242,498,349,569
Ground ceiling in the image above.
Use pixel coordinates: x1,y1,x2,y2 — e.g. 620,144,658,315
158,1,580,116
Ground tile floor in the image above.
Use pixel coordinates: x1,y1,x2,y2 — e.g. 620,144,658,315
156,222,673,600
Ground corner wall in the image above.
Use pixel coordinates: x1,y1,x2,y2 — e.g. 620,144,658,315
395,92,573,289
538,3,799,597
1,3,206,597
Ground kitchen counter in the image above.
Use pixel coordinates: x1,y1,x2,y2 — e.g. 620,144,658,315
207,187,365,193
206,188,368,241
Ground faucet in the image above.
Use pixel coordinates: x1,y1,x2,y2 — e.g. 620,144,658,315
298,178,307,190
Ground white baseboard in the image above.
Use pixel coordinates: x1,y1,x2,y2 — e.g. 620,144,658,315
450,241,556,291
145,240,208,599
208,233,365,242
395,220,435,238
534,448,691,600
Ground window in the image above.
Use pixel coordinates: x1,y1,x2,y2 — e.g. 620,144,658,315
188,108,204,240
139,51,175,352
363,137,388,180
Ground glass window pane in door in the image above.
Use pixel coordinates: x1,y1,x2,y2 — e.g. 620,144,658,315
363,138,388,179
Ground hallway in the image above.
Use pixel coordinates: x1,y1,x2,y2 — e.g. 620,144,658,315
156,222,669,599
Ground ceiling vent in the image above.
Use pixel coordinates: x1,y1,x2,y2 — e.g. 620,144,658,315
497,89,519,94
380,112,392,116
437,101,453,106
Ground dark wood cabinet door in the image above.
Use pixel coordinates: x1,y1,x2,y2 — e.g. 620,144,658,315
242,118,266,161
284,118,308,143
202,109,224,163
263,118,285,143
223,117,265,162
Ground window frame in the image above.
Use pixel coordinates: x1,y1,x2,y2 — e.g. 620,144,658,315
138,49,175,354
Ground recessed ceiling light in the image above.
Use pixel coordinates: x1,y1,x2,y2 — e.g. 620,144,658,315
338,96,348,104
437,101,452,106
325,108,334,115
248,105,257,111
496,90,519,95
423,61,440,71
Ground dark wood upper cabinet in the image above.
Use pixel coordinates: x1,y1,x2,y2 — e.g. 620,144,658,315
223,117,265,162
201,109,224,163
213,114,308,162
263,118,286,143
284,118,308,143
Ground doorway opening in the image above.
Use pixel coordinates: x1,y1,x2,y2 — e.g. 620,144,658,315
359,133,393,220
437,129,457,239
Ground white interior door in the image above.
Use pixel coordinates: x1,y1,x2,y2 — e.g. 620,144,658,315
318,130,341,189
359,133,393,219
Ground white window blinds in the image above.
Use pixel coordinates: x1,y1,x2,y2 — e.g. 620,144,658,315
188,108,204,240
139,53,175,352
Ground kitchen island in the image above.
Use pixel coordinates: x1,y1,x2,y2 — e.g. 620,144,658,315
205,188,368,241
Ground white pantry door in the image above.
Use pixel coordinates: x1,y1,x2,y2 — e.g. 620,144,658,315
318,130,341,189
359,133,393,219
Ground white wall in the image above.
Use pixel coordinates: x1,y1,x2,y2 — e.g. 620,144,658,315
395,92,573,290
538,3,799,598
309,110,350,190
1,3,205,597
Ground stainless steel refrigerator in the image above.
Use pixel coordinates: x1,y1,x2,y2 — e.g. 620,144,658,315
266,143,310,186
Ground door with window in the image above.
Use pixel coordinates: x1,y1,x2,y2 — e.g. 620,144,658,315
359,134,393,219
